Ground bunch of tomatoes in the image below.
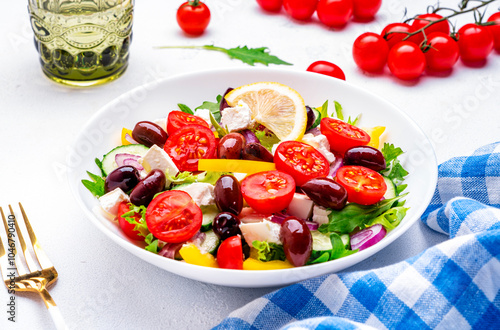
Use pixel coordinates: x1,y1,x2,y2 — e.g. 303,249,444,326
257,0,382,28
353,12,500,80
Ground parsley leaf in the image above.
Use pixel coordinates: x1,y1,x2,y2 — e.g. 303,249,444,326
195,95,222,122
381,143,409,186
252,241,286,262
177,103,194,115
81,171,106,197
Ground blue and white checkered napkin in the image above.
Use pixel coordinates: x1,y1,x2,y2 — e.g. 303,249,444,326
215,142,500,329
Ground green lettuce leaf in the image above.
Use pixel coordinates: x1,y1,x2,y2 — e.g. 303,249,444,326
120,204,149,237
254,130,280,152
145,233,159,253
381,143,409,186
195,95,222,122
166,171,228,186
252,241,286,262
366,206,409,231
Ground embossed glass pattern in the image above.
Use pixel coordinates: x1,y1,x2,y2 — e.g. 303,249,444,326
28,0,134,87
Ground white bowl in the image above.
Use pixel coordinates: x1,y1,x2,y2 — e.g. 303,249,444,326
67,67,437,288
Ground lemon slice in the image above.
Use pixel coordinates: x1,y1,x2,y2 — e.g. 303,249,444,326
224,82,307,141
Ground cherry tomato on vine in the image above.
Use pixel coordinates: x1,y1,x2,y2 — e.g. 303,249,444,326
176,0,211,36
457,24,494,62
381,23,413,49
388,42,426,80
167,111,209,136
256,0,283,12
423,32,459,72
317,0,353,28
241,170,295,214
335,165,387,205
487,12,500,51
283,0,318,20
411,13,450,46
306,61,346,80
145,191,202,243
352,0,382,21
320,118,371,155
217,236,244,270
274,141,330,186
117,202,144,241
352,32,389,73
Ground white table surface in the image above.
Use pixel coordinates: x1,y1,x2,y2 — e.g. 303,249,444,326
1,0,499,329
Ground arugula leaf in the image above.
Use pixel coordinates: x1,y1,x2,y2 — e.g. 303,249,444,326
381,143,409,186
81,171,106,197
195,95,222,122
177,103,194,115
252,241,286,262
347,114,362,126
145,233,159,253
120,204,149,237
366,206,409,232
334,101,344,120
95,158,105,177
209,111,227,138
318,194,408,234
254,130,280,152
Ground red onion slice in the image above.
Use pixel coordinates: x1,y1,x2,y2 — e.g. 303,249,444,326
125,133,138,144
123,159,144,171
158,243,183,259
241,129,259,144
270,213,318,231
115,153,144,171
328,155,343,178
350,224,387,251
306,127,321,136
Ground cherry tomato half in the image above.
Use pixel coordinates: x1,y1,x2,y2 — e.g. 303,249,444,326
411,13,450,46
167,110,209,136
164,124,216,172
423,32,459,72
457,23,494,62
352,0,382,21
352,32,389,73
176,0,211,36
274,141,330,186
283,0,318,20
388,41,426,80
335,165,387,205
256,0,283,12
381,23,413,49
306,61,346,80
145,190,202,243
241,170,295,214
487,12,500,52
117,202,144,241
320,118,370,155
317,0,353,28
217,235,244,270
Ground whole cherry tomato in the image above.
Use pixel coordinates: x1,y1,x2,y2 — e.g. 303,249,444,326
388,41,426,80
336,165,387,205
283,0,318,20
176,0,211,36
316,0,353,28
256,0,283,12
352,32,389,73
306,61,346,80
352,0,382,21
487,12,500,51
381,23,413,49
217,236,244,270
411,13,450,46
457,23,494,62
423,32,459,72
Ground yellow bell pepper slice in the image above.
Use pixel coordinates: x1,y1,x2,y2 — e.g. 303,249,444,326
121,128,134,146
243,258,294,270
179,244,219,268
363,126,386,149
198,159,276,174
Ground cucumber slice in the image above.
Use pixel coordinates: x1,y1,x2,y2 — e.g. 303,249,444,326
199,230,220,255
101,144,149,176
383,177,397,199
310,108,322,129
311,231,333,252
340,234,350,249
200,205,219,232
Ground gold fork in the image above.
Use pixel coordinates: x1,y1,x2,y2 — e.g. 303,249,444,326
0,203,67,330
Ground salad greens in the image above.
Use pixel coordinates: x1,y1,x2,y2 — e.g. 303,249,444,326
308,233,357,265
81,170,105,197
121,204,149,237
381,143,409,187
252,241,286,262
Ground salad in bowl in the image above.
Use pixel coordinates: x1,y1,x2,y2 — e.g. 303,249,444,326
82,81,410,271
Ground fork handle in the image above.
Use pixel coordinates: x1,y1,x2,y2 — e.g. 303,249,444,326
39,288,68,330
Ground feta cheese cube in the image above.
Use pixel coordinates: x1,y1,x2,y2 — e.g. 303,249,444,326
221,101,254,133
287,193,314,220
175,182,215,207
302,133,336,164
312,205,332,225
139,145,179,186
239,220,281,245
98,188,130,216
152,118,167,132
194,108,213,128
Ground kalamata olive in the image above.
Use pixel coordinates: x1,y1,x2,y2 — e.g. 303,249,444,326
130,169,166,206
213,212,241,240
280,217,312,267
243,143,274,162
301,177,348,210
214,175,243,215
218,133,246,159
344,146,386,172
132,121,168,148
305,106,315,131
220,87,234,112
105,165,140,193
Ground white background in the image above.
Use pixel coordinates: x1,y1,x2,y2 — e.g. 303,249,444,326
0,0,499,329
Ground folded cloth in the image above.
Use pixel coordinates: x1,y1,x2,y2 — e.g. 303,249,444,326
215,142,500,329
